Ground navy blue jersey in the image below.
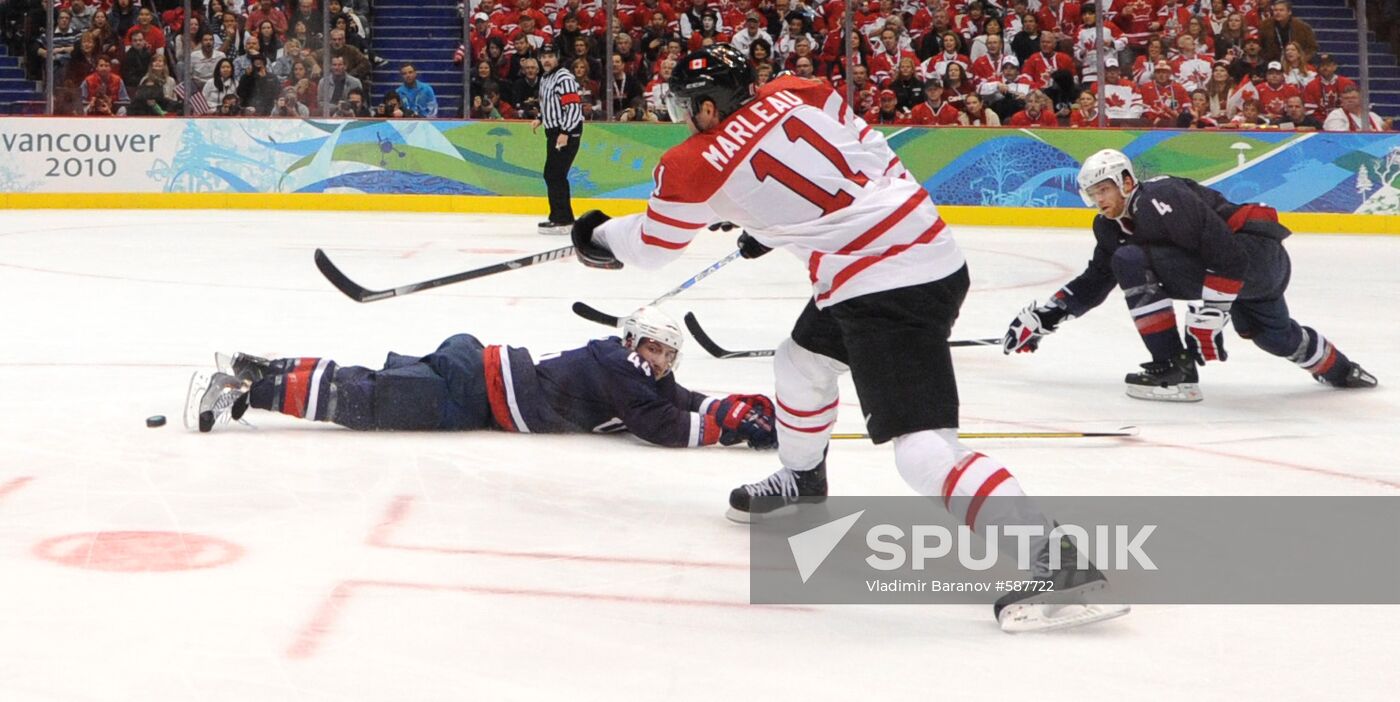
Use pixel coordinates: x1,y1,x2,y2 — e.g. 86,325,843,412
482,337,718,447
1056,177,1286,317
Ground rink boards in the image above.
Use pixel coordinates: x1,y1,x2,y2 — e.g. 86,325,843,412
1,117,1398,234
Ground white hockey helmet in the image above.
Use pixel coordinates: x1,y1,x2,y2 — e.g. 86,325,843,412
621,306,684,375
1077,148,1137,207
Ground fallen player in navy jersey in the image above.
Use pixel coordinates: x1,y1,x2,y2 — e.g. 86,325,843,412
185,306,777,450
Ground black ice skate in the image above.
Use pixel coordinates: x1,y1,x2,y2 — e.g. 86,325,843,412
993,537,1131,633
184,371,252,432
726,463,827,523
1316,361,1378,389
1125,351,1202,402
537,220,574,236
215,352,271,420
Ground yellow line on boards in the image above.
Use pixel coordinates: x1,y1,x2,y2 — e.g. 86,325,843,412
0,193,1391,235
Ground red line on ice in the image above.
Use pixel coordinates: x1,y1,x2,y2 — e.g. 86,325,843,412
286,579,812,660
367,495,752,570
0,476,33,503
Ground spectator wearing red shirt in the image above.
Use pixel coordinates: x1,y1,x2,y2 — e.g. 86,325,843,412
1302,53,1354,121
869,27,917,86
1069,91,1101,126
1140,60,1192,125
953,1,990,43
909,79,962,125
247,0,289,40
457,14,505,66
123,7,164,50
865,88,913,124
1111,0,1158,51
1256,61,1300,119
969,34,1013,87
631,0,676,32
687,11,729,50
1036,0,1081,39
1155,0,1194,44
909,0,948,40
918,31,969,84
1021,31,1075,91
1008,90,1060,126
833,63,878,114
555,0,602,34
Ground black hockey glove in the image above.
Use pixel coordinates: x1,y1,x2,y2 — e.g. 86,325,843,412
707,394,778,450
571,210,623,270
736,232,773,259
1003,299,1073,354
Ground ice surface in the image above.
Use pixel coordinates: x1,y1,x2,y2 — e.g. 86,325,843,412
0,210,1397,701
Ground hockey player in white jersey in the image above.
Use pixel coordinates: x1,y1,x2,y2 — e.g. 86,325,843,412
569,44,1128,632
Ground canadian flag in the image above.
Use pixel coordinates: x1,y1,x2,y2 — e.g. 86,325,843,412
1104,84,1145,119
1226,78,1260,117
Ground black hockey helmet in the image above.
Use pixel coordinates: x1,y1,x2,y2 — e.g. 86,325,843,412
665,44,755,124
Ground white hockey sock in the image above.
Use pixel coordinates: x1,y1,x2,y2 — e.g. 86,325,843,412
774,338,847,472
893,430,1054,572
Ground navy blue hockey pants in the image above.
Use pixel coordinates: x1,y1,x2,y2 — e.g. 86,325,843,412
247,334,495,431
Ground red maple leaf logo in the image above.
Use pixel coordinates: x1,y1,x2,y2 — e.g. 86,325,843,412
1105,92,1127,108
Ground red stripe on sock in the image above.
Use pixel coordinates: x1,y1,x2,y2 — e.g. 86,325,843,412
941,452,982,509
1135,310,1177,334
965,468,1012,532
1204,274,1244,295
282,358,318,418
1311,345,1338,375
482,346,517,432
777,418,834,433
776,397,839,418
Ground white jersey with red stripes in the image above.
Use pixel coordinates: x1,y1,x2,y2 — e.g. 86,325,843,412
595,75,965,309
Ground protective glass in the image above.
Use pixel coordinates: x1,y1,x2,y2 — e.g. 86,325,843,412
664,93,692,124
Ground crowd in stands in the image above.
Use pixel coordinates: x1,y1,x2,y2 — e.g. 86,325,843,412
0,0,441,117
456,0,1391,129
0,0,1390,130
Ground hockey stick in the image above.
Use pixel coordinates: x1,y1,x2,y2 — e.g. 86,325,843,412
314,246,575,303
572,249,745,327
684,312,1002,359
831,427,1139,440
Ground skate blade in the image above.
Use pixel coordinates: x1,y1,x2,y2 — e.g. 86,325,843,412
726,505,796,524
1125,382,1202,402
998,602,1131,633
183,371,212,431
725,498,828,524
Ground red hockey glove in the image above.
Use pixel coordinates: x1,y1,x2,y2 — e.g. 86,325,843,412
705,394,778,449
1183,304,1230,365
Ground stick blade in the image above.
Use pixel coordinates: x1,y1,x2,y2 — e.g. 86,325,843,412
572,301,621,327
314,248,380,302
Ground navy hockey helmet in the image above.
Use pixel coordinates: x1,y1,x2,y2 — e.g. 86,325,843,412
666,44,755,124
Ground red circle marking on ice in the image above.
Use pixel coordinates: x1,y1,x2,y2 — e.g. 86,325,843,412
33,531,245,572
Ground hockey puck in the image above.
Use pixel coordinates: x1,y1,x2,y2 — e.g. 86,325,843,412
146,415,167,428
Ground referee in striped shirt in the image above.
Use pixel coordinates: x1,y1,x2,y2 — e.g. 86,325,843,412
532,44,585,235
